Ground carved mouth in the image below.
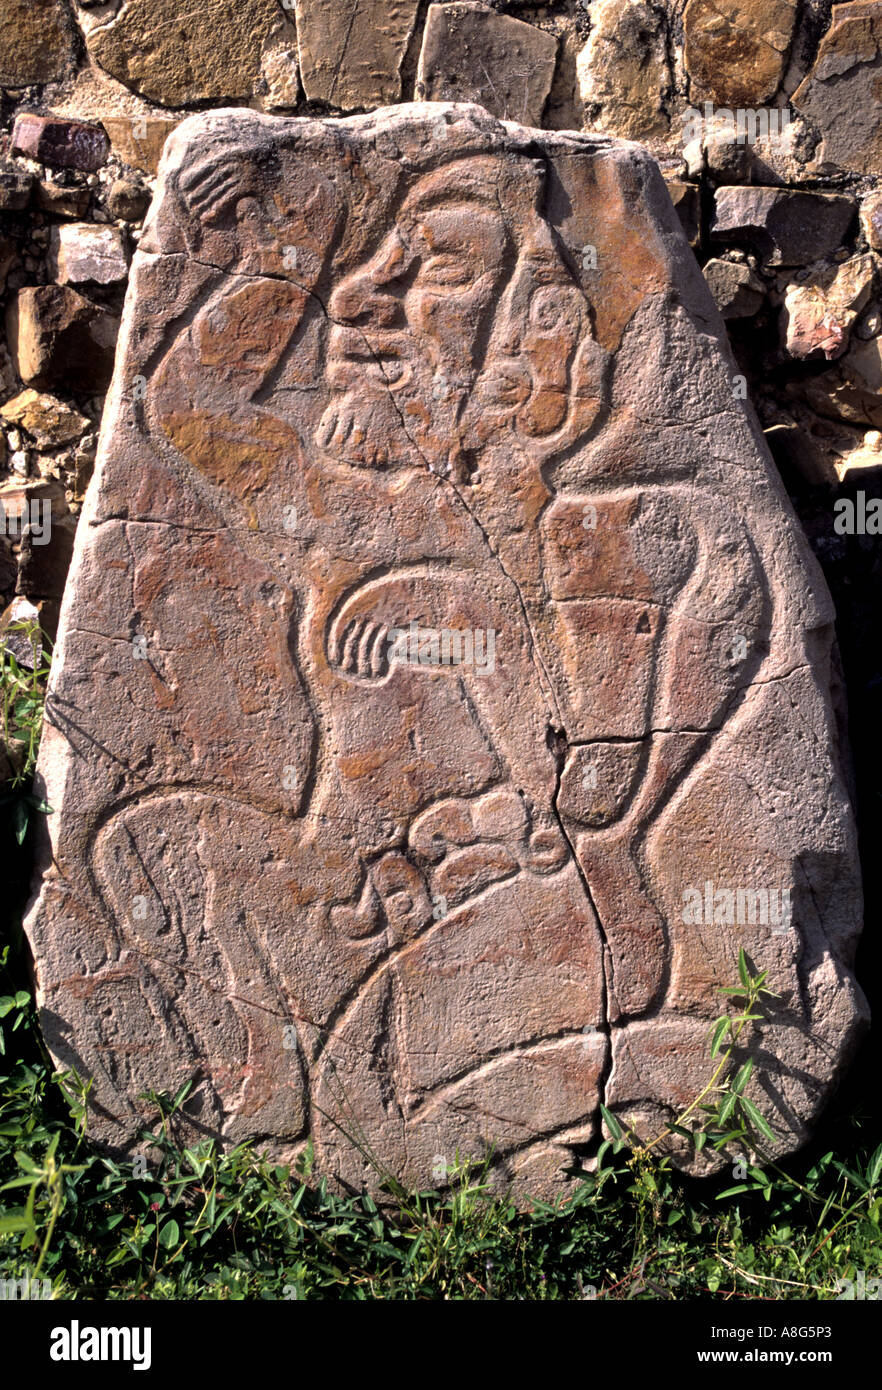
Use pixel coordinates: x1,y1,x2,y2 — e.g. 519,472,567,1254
327,352,413,391
328,328,413,388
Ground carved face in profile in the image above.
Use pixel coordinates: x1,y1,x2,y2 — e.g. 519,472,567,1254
317,155,593,473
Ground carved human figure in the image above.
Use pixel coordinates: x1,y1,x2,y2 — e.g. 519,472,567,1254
24,109,865,1202
311,151,769,1028
80,123,791,1188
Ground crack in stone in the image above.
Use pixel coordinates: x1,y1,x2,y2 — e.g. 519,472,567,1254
111,240,815,1146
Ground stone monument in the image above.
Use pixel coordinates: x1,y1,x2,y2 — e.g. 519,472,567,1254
24,105,867,1197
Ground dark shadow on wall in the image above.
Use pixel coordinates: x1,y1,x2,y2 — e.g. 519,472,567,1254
777,457,882,1157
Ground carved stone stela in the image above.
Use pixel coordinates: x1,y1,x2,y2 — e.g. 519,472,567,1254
24,106,867,1197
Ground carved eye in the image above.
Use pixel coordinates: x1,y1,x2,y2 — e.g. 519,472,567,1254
529,286,573,332
422,256,477,287
235,197,262,225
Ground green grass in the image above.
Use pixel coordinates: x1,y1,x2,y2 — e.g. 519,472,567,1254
1,988,881,1301
0,618,53,844
2,619,881,1301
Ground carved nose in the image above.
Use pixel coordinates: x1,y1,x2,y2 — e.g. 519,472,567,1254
330,271,397,326
329,234,407,326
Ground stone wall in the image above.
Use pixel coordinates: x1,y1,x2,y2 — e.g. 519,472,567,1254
3,4,882,525
4,3,882,602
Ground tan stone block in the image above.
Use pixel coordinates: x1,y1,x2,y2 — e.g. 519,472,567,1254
101,117,181,176
0,0,75,87
416,3,558,126
0,391,89,449
6,286,118,393
794,1,882,176
577,0,671,142
49,223,129,288
294,0,420,109
683,0,798,106
87,0,291,107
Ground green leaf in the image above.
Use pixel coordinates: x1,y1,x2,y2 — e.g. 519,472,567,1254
833,1161,870,1194
718,1092,738,1124
737,948,750,988
172,1080,194,1111
599,1105,622,1142
158,1219,180,1249
709,1017,729,1059
732,1059,753,1094
0,1211,31,1233
739,1096,776,1141
866,1143,882,1187
12,799,29,845
711,1129,747,1150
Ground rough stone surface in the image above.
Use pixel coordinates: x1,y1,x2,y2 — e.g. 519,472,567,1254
0,536,16,602
87,0,291,108
6,286,118,393
0,237,15,297
683,0,798,106
577,0,671,142
0,0,75,87
261,35,301,111
703,257,766,318
35,181,91,220
712,186,857,266
0,479,69,532
861,192,882,251
786,331,882,430
11,115,110,173
101,118,181,177
760,398,882,485
0,165,33,212
0,592,57,653
17,514,77,602
107,179,152,223
295,0,421,110
793,1,882,177
49,224,129,288
23,106,867,1199
664,179,701,249
0,391,89,449
416,4,558,125
781,255,877,361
